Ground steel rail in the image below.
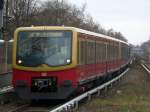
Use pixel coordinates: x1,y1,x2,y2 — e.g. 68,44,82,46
0,85,13,94
141,64,150,74
0,71,13,94
50,68,130,112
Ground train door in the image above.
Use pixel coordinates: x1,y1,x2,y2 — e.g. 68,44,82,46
102,39,107,75
77,33,86,82
107,40,111,73
85,35,96,78
96,38,107,76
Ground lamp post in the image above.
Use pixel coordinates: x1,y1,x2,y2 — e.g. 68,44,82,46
148,47,150,63
0,39,13,72
0,10,3,29
0,0,4,25
0,0,4,39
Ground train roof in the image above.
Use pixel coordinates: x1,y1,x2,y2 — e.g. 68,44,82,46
16,26,129,45
74,27,128,45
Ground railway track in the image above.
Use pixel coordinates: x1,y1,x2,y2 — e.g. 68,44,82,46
0,72,14,105
7,68,129,112
8,101,65,112
0,85,13,94
141,63,150,74
0,71,13,97
0,71,12,88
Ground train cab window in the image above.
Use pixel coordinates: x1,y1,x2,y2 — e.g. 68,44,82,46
17,31,72,67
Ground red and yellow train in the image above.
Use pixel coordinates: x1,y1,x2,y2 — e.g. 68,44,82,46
12,26,130,100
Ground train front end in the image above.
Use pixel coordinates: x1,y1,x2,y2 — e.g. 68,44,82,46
12,27,78,100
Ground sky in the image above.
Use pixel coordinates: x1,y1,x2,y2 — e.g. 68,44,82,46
71,0,150,45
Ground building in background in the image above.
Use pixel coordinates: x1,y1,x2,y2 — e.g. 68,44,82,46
0,0,13,73
0,0,14,38
131,46,144,57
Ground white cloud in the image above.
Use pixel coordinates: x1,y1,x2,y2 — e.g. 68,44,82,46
98,16,150,45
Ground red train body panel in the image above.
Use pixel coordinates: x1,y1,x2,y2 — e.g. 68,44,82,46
13,68,78,87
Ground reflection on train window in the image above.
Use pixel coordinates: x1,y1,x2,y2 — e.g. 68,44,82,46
17,31,72,67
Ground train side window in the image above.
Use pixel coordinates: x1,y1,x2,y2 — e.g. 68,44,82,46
87,42,90,64
87,41,95,64
78,39,86,65
107,44,109,61
87,41,92,64
112,44,114,60
102,43,106,61
96,42,106,63
78,39,81,65
98,43,101,62
108,44,111,61
116,45,118,60
100,43,103,62
111,44,113,60
116,43,118,60
81,41,83,64
101,43,103,62
96,43,99,63
109,44,111,61
82,41,86,64
115,45,117,60
92,41,96,64
96,42,101,63
121,44,125,60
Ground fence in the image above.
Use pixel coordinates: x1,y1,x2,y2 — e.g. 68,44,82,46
0,42,12,73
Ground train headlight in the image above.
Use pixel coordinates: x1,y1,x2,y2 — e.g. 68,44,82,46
66,59,70,63
18,60,22,64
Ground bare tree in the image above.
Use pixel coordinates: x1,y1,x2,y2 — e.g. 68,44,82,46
6,0,127,42
8,0,37,27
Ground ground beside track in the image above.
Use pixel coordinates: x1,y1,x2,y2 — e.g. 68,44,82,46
0,98,26,112
77,61,150,112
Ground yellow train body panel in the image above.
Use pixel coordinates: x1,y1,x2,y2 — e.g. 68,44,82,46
12,26,78,71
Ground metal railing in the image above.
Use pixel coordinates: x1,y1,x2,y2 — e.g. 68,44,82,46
50,68,130,112
0,71,12,75
141,64,150,74
0,42,12,73
0,85,13,94
0,71,12,88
